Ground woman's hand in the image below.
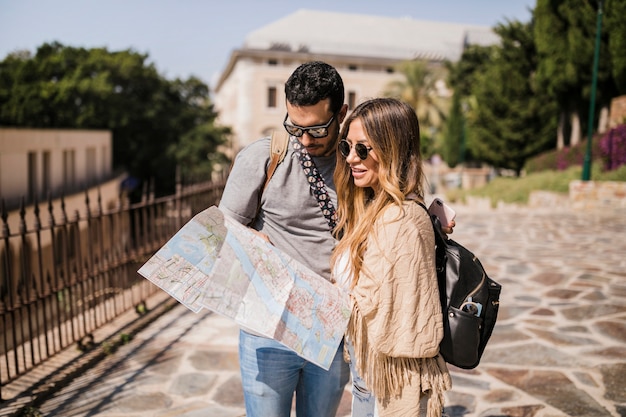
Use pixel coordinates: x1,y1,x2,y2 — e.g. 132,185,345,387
441,219,456,235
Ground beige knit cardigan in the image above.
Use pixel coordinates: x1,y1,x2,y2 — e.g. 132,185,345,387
346,200,452,417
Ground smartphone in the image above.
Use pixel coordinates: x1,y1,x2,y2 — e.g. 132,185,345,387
428,198,456,226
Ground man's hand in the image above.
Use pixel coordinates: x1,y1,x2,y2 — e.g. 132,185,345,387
251,228,273,245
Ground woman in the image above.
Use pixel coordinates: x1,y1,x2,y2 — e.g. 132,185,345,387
331,98,451,417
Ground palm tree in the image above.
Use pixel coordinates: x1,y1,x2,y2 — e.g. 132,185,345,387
384,60,450,138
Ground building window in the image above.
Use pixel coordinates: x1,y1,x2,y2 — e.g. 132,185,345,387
28,151,37,202
86,147,96,186
67,224,78,267
0,245,13,301
19,238,33,292
102,145,109,176
63,149,76,189
42,151,51,197
267,86,277,108
348,91,356,110
54,231,65,267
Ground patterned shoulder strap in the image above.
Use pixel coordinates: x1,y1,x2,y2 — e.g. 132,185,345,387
290,137,337,231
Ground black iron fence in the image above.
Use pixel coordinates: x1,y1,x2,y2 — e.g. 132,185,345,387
0,174,226,401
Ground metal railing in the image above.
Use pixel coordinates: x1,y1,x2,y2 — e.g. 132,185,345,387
0,173,226,401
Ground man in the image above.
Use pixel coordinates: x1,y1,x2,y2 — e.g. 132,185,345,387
218,61,350,417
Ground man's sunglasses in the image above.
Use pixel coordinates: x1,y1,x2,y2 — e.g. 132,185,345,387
283,113,335,138
338,140,373,160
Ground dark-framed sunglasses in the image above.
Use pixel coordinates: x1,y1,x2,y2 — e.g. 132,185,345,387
283,113,335,138
338,140,373,160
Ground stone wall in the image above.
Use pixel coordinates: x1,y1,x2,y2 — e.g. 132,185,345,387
569,180,626,210
478,181,626,212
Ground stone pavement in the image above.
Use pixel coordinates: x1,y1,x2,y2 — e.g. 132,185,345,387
2,202,626,417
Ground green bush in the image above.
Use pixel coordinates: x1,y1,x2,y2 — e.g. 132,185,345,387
599,124,626,171
524,137,603,173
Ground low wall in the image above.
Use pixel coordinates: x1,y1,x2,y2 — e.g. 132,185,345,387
569,180,626,210
470,181,626,211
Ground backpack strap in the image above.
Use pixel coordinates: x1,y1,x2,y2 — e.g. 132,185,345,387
263,130,289,191
254,130,289,223
417,202,448,243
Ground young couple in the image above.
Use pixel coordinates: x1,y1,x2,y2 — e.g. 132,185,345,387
219,61,452,417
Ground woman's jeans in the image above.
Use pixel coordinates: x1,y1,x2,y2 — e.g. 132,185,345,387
239,330,350,417
346,341,428,417
346,340,378,417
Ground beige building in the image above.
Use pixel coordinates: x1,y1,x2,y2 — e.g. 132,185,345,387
214,9,499,151
0,128,113,209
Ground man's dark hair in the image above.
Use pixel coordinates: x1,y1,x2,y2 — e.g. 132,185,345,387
285,61,344,115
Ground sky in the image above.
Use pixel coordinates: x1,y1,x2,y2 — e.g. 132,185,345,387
0,0,535,89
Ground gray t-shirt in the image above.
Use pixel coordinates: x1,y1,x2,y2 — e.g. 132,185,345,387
218,136,337,281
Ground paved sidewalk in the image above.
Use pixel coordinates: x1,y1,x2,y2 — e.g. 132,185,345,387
3,203,626,417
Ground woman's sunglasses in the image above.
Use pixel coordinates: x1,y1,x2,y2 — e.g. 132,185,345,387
338,140,373,160
283,113,335,138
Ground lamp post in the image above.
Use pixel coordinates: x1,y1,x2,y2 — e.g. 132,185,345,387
582,0,603,181
459,102,468,189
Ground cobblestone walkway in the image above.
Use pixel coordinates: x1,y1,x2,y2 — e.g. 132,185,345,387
2,203,625,417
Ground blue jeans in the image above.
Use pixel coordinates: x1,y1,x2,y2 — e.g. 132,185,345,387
239,330,350,417
346,340,429,417
346,340,378,417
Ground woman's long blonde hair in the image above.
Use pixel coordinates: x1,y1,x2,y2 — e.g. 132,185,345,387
331,98,424,287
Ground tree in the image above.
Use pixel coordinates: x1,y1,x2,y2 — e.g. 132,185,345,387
383,60,450,157
469,20,557,175
605,0,626,93
534,0,618,148
168,116,231,181
446,44,494,98
442,91,464,168
164,77,231,181
0,42,229,196
443,44,495,168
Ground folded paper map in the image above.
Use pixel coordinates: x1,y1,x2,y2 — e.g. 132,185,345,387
137,205,350,370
